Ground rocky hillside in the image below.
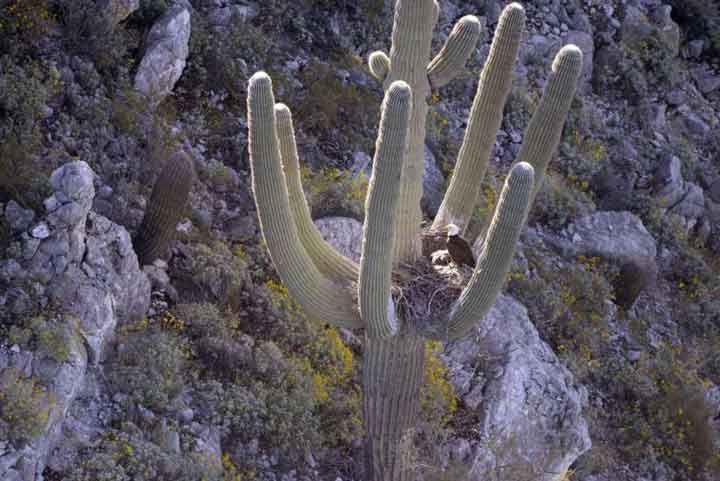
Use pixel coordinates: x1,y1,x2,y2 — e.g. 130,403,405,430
0,0,719,480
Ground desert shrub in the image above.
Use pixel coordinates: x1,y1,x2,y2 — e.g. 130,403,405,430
0,0,54,55
619,344,720,475
0,55,55,207
302,165,368,219
0,368,53,443
108,328,187,412
509,250,616,381
8,316,75,363
66,428,223,481
172,240,250,306
295,60,379,141
58,0,133,76
528,172,595,230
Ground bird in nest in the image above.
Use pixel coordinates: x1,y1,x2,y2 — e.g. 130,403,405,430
446,223,475,268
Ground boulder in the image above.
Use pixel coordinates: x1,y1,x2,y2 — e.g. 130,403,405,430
565,211,657,308
314,216,363,262
444,295,591,480
654,155,706,221
134,4,191,104
0,161,150,481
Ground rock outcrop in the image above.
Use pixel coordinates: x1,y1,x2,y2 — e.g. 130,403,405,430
0,161,150,481
443,295,591,481
134,4,191,104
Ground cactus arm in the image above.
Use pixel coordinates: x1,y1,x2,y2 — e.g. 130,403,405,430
134,151,194,266
386,0,439,263
369,51,391,81
248,72,362,328
431,3,525,233
359,82,412,339
427,15,482,88
274,103,360,283
515,45,584,200
447,162,534,340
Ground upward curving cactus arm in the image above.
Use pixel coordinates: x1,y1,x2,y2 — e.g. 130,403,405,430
248,72,362,328
274,103,359,284
359,81,412,339
369,51,391,82
432,3,525,233
515,44,584,200
447,162,534,340
427,15,483,88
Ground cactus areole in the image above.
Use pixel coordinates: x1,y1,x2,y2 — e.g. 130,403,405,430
247,1,583,479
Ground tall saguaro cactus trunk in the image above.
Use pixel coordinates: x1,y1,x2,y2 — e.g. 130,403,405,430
247,1,583,479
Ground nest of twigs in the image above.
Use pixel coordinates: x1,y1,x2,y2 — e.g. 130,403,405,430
391,253,472,339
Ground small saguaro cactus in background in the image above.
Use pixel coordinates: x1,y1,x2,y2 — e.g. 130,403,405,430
134,151,195,266
247,1,583,479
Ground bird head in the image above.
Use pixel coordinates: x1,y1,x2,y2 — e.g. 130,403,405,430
446,223,461,238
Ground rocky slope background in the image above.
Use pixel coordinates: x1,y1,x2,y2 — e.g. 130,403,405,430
0,0,719,480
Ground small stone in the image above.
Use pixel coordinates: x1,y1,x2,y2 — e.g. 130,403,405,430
31,223,50,239
178,408,194,423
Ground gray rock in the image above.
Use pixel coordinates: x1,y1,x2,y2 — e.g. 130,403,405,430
565,211,657,307
0,161,150,481
314,216,364,262
422,145,445,216
5,201,35,232
654,155,706,220
710,179,720,204
566,211,657,261
134,5,191,104
692,66,720,95
30,223,50,240
445,295,591,480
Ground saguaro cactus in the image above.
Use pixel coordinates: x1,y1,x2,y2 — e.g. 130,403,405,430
134,152,195,266
247,2,582,479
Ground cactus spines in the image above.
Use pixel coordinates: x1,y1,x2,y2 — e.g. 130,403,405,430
514,44,584,199
247,1,583,477
432,3,526,233
427,15,483,88
359,81,412,339
448,162,534,339
275,103,359,284
248,72,361,328
369,51,391,81
362,329,424,481
134,151,194,266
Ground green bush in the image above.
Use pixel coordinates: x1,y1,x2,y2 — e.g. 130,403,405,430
0,368,53,443
58,0,133,76
8,316,74,363
0,0,54,55
528,172,595,230
108,328,187,412
66,428,223,481
0,55,55,207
